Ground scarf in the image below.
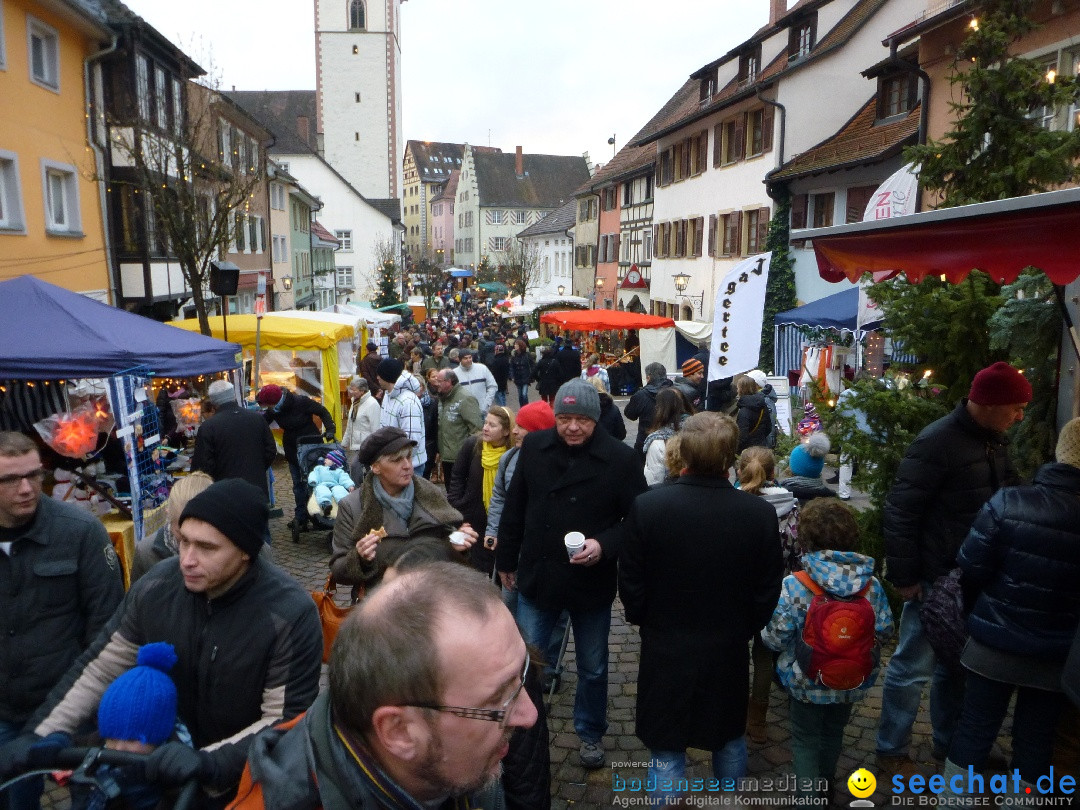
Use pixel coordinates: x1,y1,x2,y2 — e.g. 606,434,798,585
481,442,508,510
373,476,416,524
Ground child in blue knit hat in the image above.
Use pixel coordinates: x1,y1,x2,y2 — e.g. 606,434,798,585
307,449,356,517
74,642,182,810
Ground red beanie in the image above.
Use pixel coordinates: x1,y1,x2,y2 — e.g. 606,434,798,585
968,362,1032,406
255,384,284,406
515,401,555,432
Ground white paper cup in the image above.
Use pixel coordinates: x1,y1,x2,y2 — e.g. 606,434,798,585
449,531,467,546
564,531,585,558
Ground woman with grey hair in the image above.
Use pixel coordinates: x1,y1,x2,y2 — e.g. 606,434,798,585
341,376,381,472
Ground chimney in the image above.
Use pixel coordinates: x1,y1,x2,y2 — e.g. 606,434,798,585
770,0,787,25
297,116,310,146
515,145,523,178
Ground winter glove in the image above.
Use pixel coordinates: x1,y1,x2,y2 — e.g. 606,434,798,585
28,731,73,768
0,733,42,778
144,742,206,786
323,432,335,443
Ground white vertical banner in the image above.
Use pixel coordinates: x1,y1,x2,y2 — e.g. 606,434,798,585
708,252,771,382
857,164,919,328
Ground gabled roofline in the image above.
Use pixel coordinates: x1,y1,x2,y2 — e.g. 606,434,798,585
883,0,975,46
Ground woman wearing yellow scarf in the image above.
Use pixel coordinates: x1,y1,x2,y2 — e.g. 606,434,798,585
446,404,515,575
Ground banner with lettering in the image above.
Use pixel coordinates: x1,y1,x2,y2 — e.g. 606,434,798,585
708,252,771,382
858,164,918,328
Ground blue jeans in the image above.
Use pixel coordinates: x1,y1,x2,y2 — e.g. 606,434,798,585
876,595,964,757
647,740,747,804
948,670,1064,784
515,383,529,406
493,390,507,407
516,593,610,743
286,457,307,524
789,698,853,797
0,719,42,810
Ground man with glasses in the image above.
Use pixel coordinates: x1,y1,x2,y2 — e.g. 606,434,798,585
0,431,123,810
232,562,538,809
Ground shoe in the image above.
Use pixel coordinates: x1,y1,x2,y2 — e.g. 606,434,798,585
825,472,840,484
838,491,851,500
287,519,310,531
877,754,919,780
322,502,332,518
746,699,768,744
578,740,605,769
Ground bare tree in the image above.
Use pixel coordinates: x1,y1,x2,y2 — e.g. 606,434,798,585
107,78,268,335
498,240,542,304
410,246,444,317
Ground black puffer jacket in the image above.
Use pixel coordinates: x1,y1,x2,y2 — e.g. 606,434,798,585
597,392,626,441
736,392,771,451
883,402,1018,589
624,379,674,453
263,390,336,461
958,462,1080,660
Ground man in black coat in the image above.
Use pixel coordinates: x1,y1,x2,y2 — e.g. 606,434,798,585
192,380,277,497
624,362,673,457
555,339,582,384
620,412,782,802
255,384,336,536
497,379,646,770
876,361,1031,774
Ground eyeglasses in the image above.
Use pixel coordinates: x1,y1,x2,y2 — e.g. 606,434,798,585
401,651,529,729
0,468,46,488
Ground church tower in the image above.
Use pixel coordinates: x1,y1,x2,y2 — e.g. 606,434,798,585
314,0,403,202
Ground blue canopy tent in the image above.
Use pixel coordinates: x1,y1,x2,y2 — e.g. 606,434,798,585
448,267,474,278
773,287,883,376
0,276,241,379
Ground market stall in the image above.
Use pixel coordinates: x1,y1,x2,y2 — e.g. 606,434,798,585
270,309,366,378
171,314,351,431
0,276,242,584
539,309,677,380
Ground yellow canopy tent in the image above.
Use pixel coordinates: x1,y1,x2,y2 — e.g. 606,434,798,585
171,314,353,431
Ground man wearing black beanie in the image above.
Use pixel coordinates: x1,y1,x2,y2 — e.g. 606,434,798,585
12,479,322,804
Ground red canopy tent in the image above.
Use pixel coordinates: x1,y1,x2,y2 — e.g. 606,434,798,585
539,309,676,330
805,186,1080,286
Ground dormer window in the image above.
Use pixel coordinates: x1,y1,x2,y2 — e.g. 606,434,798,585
877,71,918,119
788,15,816,60
699,69,717,102
739,46,761,84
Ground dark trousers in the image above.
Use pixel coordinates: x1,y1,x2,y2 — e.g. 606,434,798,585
949,669,1065,784
286,456,307,524
441,460,455,485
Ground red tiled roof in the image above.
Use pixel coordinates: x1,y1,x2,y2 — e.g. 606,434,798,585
771,95,919,180
310,220,339,245
576,141,656,196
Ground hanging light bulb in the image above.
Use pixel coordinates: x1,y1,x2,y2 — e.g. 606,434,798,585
1046,68,1057,84
968,17,979,30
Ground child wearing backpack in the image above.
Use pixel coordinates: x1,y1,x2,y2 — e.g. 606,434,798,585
760,498,893,801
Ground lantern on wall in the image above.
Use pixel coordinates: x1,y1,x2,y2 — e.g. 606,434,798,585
44,411,100,457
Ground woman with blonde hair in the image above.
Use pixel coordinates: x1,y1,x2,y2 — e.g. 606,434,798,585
737,446,799,744
581,353,610,393
447,404,516,573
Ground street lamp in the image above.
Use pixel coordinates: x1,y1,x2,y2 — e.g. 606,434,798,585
557,284,565,296
281,276,292,291
595,277,605,290
672,271,704,316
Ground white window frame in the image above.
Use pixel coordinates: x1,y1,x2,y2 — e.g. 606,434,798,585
336,266,354,288
335,229,353,251
40,159,80,235
0,150,26,232
27,15,60,92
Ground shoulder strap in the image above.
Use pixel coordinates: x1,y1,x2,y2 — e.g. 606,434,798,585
794,570,822,596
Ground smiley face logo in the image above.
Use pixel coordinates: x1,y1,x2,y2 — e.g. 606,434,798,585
847,768,876,798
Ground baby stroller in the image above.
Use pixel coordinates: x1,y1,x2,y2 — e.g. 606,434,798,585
295,438,351,544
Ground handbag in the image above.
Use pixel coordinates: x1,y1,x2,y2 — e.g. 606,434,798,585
919,567,967,672
310,574,352,663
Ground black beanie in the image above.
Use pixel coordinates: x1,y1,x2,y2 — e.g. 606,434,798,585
377,357,404,384
179,478,267,558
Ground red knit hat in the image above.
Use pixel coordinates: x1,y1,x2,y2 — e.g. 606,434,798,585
255,384,284,406
515,401,555,432
968,362,1032,406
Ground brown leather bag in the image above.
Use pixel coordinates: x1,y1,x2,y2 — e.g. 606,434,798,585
310,574,352,663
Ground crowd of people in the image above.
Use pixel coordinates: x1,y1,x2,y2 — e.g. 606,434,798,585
2,282,1080,810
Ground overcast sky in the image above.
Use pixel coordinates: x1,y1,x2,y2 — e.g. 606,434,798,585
124,0,767,169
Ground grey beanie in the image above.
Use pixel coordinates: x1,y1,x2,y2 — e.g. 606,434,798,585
207,380,236,407
553,379,601,422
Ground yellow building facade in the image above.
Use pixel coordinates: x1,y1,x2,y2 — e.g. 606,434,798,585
0,0,110,297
